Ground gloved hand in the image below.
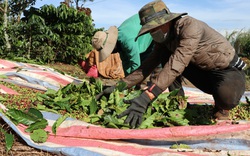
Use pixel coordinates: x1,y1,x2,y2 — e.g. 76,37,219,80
117,84,163,128
117,92,151,128
95,85,116,100
95,80,127,100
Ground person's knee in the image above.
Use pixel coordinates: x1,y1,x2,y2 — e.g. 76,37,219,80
215,97,239,110
214,86,244,110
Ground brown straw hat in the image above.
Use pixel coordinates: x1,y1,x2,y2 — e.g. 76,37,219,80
92,26,118,62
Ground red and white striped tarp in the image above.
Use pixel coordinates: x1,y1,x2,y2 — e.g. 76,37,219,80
0,59,81,91
1,59,250,155
1,111,250,156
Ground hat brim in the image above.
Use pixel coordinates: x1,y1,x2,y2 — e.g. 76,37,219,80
99,26,118,62
135,13,187,41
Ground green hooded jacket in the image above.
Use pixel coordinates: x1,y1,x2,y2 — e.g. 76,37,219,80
118,14,153,75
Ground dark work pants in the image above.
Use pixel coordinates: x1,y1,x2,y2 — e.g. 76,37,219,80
169,64,246,110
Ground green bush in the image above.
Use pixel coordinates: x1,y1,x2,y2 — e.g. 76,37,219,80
1,4,97,64
226,29,250,58
234,30,250,58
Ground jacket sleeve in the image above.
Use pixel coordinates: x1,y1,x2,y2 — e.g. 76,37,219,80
154,18,203,91
122,45,161,88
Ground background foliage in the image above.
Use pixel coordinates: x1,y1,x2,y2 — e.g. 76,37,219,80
226,29,250,57
0,1,101,64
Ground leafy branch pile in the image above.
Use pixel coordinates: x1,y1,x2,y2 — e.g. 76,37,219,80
35,78,216,129
1,79,250,131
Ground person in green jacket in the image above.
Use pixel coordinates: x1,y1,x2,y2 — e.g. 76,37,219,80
92,14,155,76
118,14,154,75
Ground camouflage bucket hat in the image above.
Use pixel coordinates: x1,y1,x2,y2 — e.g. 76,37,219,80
135,0,187,40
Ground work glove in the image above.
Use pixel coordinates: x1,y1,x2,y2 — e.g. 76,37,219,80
95,85,116,100
117,92,151,128
95,81,127,100
118,84,163,128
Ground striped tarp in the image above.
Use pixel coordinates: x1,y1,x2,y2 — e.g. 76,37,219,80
0,59,81,91
1,111,250,156
1,59,250,155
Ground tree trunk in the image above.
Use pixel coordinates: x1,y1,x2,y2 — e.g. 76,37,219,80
17,12,21,23
27,35,31,59
3,0,11,49
75,0,79,9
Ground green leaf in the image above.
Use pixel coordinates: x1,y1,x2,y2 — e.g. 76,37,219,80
37,93,53,101
0,96,7,102
100,97,108,109
169,89,180,96
140,112,158,129
27,108,43,119
89,114,101,123
26,119,48,133
106,122,119,128
6,109,38,125
167,110,189,126
103,115,127,128
116,81,127,92
53,101,71,112
52,114,68,134
124,90,141,100
89,98,98,115
54,95,71,103
0,74,8,79
170,143,191,149
30,129,48,143
61,83,73,94
36,104,59,114
94,78,103,93
86,82,91,94
44,89,57,97
0,128,14,152
114,90,122,105
115,104,127,115
4,132,14,152
108,92,115,104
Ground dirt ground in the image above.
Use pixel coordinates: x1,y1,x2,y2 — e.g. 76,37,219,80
0,62,249,156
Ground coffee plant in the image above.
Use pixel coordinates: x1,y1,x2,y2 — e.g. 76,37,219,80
1,3,98,64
